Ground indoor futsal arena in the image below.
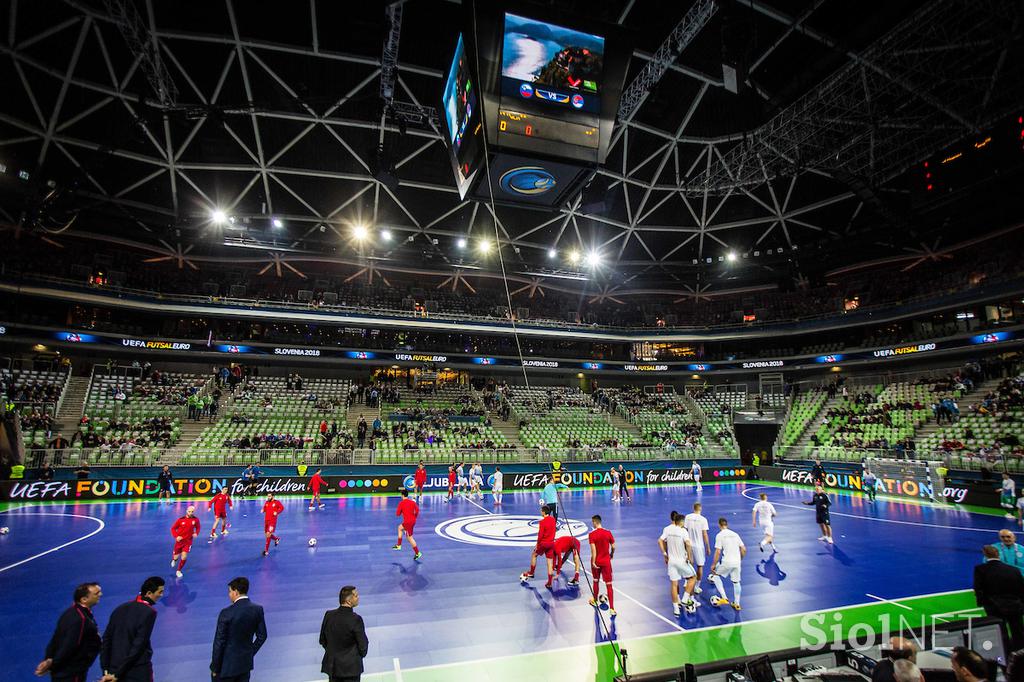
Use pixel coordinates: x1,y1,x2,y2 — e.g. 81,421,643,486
1,1,1024,681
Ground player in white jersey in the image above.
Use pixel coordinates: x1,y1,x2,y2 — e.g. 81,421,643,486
1002,473,1017,520
659,511,698,616
456,463,468,497
691,460,702,492
683,502,710,593
470,463,484,500
491,466,504,505
610,467,620,502
709,517,746,611
751,492,778,553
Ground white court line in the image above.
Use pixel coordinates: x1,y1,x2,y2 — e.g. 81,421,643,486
463,496,494,516
865,593,914,610
615,586,686,631
740,485,997,533
392,657,403,682
0,512,106,573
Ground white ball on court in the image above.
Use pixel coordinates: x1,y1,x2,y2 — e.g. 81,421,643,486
0,527,8,535
308,538,317,547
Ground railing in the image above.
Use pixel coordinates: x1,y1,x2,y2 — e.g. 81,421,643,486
22,443,734,468
773,443,1019,473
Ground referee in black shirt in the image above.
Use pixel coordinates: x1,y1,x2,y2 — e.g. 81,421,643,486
803,483,834,544
810,459,826,485
35,582,103,680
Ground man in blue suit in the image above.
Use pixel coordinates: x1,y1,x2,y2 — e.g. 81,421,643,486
210,577,267,682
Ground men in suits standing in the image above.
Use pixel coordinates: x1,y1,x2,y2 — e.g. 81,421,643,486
101,576,165,682
35,582,103,680
320,585,369,682
973,544,1024,650
211,577,267,681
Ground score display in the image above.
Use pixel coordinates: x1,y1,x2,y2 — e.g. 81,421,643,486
497,109,598,149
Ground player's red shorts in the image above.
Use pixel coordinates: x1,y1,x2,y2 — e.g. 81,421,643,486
592,560,613,582
402,521,416,536
534,541,555,559
173,539,193,555
263,521,276,533
214,513,227,520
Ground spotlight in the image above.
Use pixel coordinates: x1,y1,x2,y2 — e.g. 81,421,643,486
726,251,737,262
381,229,392,241
567,250,580,265
352,225,369,241
272,218,284,229
211,209,227,225
478,239,491,253
457,237,467,249
585,251,601,267
548,248,557,259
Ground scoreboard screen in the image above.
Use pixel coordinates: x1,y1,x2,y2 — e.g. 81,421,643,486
441,34,484,199
497,109,598,149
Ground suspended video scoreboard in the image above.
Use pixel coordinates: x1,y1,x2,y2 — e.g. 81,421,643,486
441,0,632,208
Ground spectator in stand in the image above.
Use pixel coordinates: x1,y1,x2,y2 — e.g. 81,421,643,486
75,461,91,480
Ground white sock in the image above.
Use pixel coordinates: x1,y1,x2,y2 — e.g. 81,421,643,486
710,574,726,600
733,582,742,604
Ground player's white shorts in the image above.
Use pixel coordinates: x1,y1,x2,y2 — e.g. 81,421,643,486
691,546,706,567
667,560,696,581
458,477,468,487
492,485,503,494
715,563,741,582
693,474,701,483
472,476,482,486
759,521,774,537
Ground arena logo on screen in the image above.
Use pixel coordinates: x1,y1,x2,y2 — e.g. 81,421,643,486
872,342,936,358
274,347,321,356
395,353,448,362
435,514,588,547
741,360,784,369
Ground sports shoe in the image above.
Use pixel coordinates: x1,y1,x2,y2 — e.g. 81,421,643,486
673,602,681,616
544,581,553,590
175,570,183,578
694,585,703,595
685,602,697,615
308,506,314,511
759,543,764,552
732,602,742,611
588,598,599,608
262,550,268,557
273,538,280,546
771,545,778,553
207,537,214,543
414,552,423,561
392,544,402,550
818,536,827,541
826,537,834,544
568,577,580,586
170,559,177,568
222,530,228,536
318,504,325,509
609,609,617,617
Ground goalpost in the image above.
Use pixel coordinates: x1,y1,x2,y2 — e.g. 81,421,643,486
864,457,945,502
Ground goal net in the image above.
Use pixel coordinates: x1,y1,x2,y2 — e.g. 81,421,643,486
864,457,944,502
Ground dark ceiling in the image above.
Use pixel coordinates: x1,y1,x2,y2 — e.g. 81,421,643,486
0,0,1021,294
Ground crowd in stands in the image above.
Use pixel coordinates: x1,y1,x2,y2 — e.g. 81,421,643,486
74,415,178,450
20,409,54,435
2,372,64,404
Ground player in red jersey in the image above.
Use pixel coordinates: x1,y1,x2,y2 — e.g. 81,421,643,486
308,468,327,511
170,505,200,577
207,490,232,540
413,461,427,504
392,490,423,560
589,514,617,616
444,465,456,503
261,493,284,557
521,505,557,589
553,531,582,586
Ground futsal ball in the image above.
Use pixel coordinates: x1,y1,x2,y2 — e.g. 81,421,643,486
519,572,530,584
709,596,724,607
308,538,317,547
0,527,8,535
599,594,608,605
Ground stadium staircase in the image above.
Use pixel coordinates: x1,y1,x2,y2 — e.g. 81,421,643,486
792,394,843,451
489,414,524,448
53,376,91,435
605,410,643,441
163,420,216,464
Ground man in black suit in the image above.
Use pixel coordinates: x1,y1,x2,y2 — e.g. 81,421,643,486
100,576,164,682
320,585,369,682
35,582,103,680
211,577,267,682
973,544,1024,650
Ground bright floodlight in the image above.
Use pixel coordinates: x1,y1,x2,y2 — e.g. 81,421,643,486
585,251,601,267
547,248,557,259
478,239,491,253
272,217,284,229
353,224,369,241
726,251,737,262
567,250,580,265
381,229,392,241
211,209,227,225
457,237,468,249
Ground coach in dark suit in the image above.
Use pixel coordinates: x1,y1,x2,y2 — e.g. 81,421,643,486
211,577,267,682
320,585,369,682
974,544,1024,650
100,576,164,682
35,582,103,680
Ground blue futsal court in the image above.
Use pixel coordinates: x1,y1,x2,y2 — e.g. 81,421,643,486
0,481,1010,681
